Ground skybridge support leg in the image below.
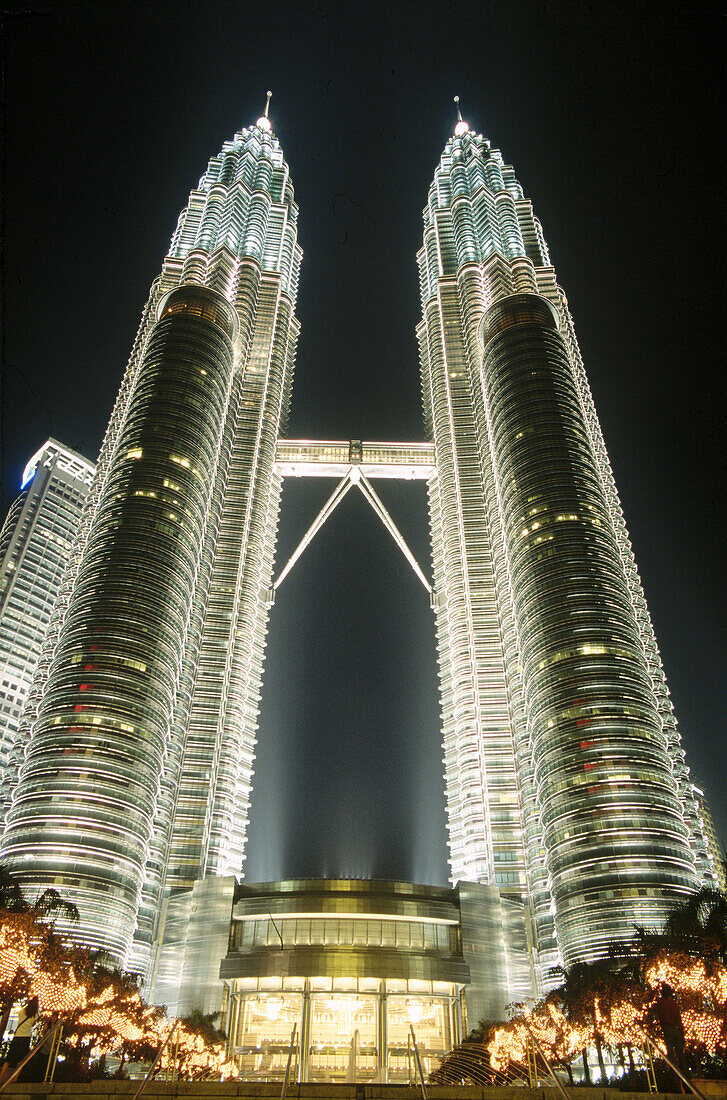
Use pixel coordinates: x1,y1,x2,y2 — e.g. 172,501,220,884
273,475,354,592
356,473,432,594
272,467,434,598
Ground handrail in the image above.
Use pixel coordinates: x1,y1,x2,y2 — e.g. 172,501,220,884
637,1026,707,1100
0,1023,63,1093
280,1022,297,1100
522,1020,569,1100
43,1024,63,1082
524,1032,537,1088
409,1025,429,1100
642,1040,658,1093
132,1019,179,1100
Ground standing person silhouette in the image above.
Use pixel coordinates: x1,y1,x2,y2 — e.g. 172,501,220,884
652,984,690,1092
0,997,40,1084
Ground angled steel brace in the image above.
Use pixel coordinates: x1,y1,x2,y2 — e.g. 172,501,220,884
356,472,432,594
272,467,433,597
273,474,354,591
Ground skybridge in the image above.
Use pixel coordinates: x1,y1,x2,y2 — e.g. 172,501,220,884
275,438,436,479
272,439,437,600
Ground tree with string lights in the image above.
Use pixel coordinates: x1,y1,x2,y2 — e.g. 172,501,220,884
0,866,237,1080
433,890,727,1085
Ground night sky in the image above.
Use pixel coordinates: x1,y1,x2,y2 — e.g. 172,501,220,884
2,1,725,884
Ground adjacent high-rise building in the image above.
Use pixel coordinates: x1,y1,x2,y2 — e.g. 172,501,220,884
0,103,715,993
0,441,95,819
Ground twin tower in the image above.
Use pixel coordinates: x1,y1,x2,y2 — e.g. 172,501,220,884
0,105,713,991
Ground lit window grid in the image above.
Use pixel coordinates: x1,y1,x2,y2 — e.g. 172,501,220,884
419,284,528,896
481,301,697,965
1,290,238,963
1,293,161,844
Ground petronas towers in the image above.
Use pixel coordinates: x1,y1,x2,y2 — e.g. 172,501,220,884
0,103,715,991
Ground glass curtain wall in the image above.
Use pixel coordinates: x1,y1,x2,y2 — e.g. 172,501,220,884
225,978,457,1083
0,116,302,971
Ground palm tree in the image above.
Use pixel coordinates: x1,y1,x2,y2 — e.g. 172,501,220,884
662,887,727,963
180,1009,226,1045
0,864,80,1039
465,1017,500,1042
549,960,625,1082
0,863,79,924
0,865,26,912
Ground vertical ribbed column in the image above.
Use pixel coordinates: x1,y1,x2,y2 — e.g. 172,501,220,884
2,286,237,963
480,293,698,964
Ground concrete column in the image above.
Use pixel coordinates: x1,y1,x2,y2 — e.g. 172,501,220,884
227,992,241,1061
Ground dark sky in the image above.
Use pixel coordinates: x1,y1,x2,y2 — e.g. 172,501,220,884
2,0,725,883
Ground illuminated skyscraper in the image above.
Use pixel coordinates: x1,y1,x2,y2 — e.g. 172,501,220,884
0,441,95,818
0,102,715,996
1,102,301,967
418,105,713,974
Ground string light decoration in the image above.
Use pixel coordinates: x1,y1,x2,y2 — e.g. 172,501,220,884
0,909,87,1017
490,954,725,1072
0,906,238,1079
432,946,727,1080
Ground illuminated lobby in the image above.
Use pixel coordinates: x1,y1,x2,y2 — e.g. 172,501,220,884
151,877,534,1082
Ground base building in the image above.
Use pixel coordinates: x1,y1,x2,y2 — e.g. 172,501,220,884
150,877,534,1082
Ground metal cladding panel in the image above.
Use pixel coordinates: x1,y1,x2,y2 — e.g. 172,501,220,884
232,878,460,922
220,945,470,984
0,119,302,972
0,442,95,820
457,882,519,1022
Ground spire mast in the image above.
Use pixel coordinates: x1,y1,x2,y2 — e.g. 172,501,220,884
256,91,273,132
453,95,469,136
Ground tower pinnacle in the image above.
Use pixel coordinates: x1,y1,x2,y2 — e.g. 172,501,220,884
256,90,273,132
453,95,469,136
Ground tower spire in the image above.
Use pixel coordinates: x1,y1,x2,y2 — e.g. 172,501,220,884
256,91,273,132
453,95,469,136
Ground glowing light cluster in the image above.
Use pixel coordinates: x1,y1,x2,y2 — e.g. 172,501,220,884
482,950,727,1074
0,907,238,1080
